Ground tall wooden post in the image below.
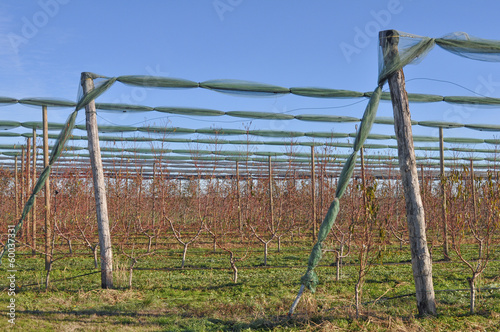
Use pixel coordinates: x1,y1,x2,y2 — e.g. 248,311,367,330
26,137,31,243
439,127,450,260
268,156,274,233
236,161,243,233
380,29,437,316
14,156,19,219
21,147,25,239
469,159,480,258
43,105,51,270
310,146,317,240
32,128,37,255
81,72,114,289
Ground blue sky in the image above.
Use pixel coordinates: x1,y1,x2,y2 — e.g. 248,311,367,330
1,0,500,162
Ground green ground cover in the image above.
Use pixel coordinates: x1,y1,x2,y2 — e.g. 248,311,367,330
0,243,499,331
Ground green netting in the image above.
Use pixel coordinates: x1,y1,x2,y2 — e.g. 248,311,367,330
117,75,199,88
299,85,381,294
485,139,500,145
2,151,22,157
295,115,359,123
451,147,497,153
325,142,353,148
214,150,250,156
444,96,500,105
374,117,394,125
0,132,21,137
76,76,117,111
200,79,290,96
249,130,304,138
0,121,21,130
413,136,440,142
96,103,154,113
417,121,464,129
138,126,195,134
290,87,363,98
354,87,381,151
298,141,324,147
21,122,65,130
0,97,18,105
74,124,137,133
414,146,442,151
444,137,485,144
0,144,20,149
465,124,500,132
378,32,436,85
18,98,76,108
155,107,225,116
226,111,294,120
173,149,211,155
435,32,500,61
305,132,349,138
407,93,444,102
363,144,389,149
195,128,247,136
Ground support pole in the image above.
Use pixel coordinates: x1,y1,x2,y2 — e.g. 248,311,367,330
268,156,274,233
21,147,25,239
380,29,436,316
439,127,450,260
310,146,317,241
81,72,114,289
15,156,19,219
26,137,31,243
43,105,51,270
236,161,243,233
32,128,37,255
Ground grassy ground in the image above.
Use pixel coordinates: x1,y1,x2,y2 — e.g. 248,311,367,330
1,242,499,331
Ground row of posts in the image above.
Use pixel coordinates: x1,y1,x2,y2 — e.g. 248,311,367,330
12,118,460,267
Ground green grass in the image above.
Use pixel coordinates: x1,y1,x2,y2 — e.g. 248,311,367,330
0,243,499,331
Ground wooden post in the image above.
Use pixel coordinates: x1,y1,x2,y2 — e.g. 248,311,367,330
439,127,450,260
81,72,114,289
236,161,243,233
32,128,37,255
310,146,317,240
380,29,437,316
14,156,19,219
26,137,31,243
43,105,51,270
21,147,25,239
420,164,425,201
469,159,480,258
152,162,156,229
268,156,274,233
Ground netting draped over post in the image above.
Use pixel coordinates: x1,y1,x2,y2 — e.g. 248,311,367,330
0,75,117,262
290,30,500,316
299,86,382,293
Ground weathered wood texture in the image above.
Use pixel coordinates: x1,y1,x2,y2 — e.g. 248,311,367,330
380,29,437,316
81,72,114,289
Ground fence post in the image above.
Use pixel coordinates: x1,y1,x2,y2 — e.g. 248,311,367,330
380,29,437,316
236,161,243,233
32,128,37,255
26,137,31,244
43,105,51,270
310,146,317,241
15,156,19,219
439,127,450,260
268,156,275,233
81,72,114,289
